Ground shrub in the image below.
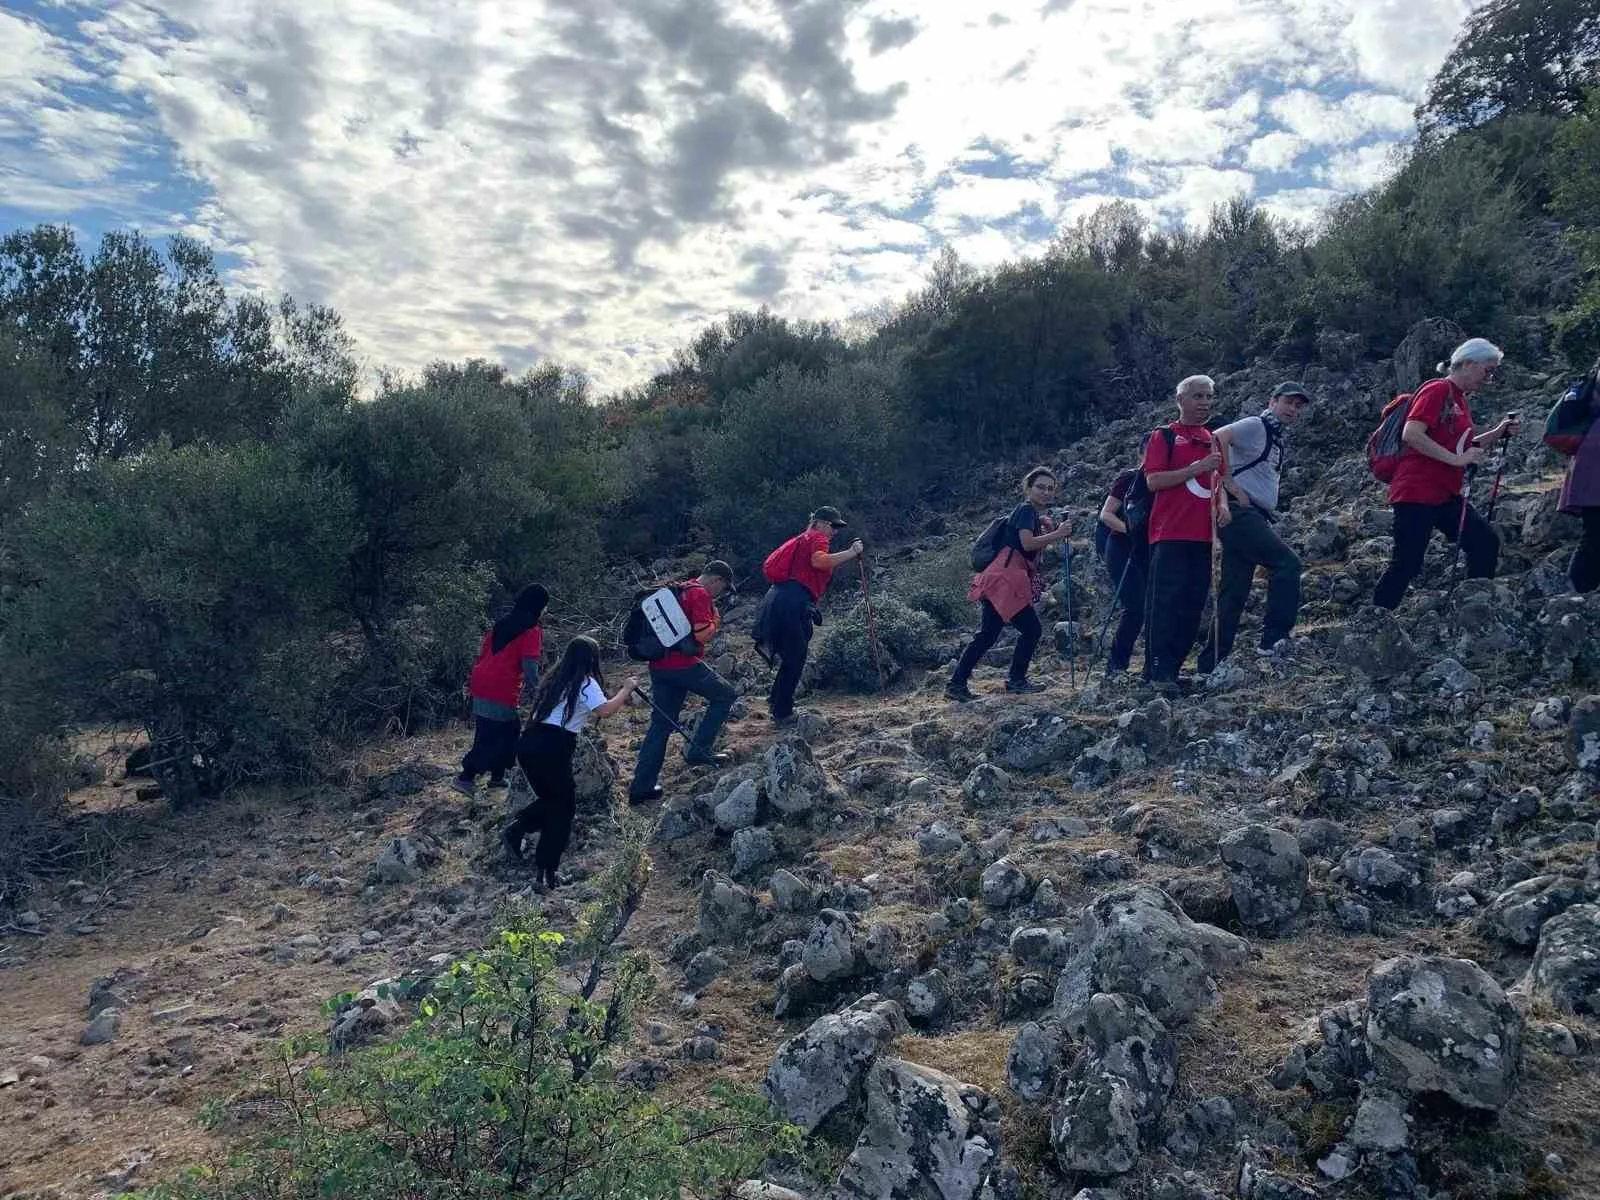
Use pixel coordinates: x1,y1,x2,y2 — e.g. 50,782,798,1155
806,594,947,692
895,544,977,629
132,838,798,1200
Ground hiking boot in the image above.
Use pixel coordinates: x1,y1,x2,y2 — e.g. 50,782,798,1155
628,785,663,806
501,828,524,862
450,775,476,798
1005,679,1045,694
684,751,731,768
945,681,976,703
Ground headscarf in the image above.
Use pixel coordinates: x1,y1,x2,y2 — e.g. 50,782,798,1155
490,584,549,653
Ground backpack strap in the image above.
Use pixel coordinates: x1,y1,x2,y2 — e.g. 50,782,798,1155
1232,415,1279,478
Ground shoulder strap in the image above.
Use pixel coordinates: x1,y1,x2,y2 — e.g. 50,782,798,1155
1233,415,1277,478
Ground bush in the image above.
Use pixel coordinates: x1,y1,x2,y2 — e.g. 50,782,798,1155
895,545,977,629
7,444,355,803
133,839,798,1200
806,594,947,692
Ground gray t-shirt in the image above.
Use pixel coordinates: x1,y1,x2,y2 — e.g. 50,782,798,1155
1222,414,1282,512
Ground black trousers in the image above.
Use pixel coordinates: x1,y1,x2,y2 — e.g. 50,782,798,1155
507,723,577,872
1101,534,1148,673
1570,508,1600,594
461,714,519,780
765,581,816,720
1144,540,1212,683
1373,499,1497,609
951,600,1043,685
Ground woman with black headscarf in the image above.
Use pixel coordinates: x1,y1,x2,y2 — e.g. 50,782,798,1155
453,584,548,796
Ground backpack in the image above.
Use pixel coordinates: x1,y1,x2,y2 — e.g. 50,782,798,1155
763,534,811,585
1121,427,1177,543
1367,393,1414,483
1544,373,1598,457
970,515,1011,572
622,585,697,662
1231,415,1281,478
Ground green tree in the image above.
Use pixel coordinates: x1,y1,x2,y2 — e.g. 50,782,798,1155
1552,88,1600,365
1418,0,1600,139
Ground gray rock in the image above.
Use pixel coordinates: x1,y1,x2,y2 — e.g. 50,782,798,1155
763,995,907,1133
1350,1088,1410,1153
328,981,404,1051
1219,825,1307,933
764,739,828,816
992,712,1095,772
980,859,1031,909
1419,657,1479,696
1571,697,1600,775
1032,877,1065,916
714,780,762,833
1051,993,1176,1176
769,868,819,914
906,969,952,1025
830,1058,996,1200
1334,898,1373,933
1163,1096,1235,1161
916,821,966,857
1053,885,1247,1026
1337,845,1423,900
732,826,778,875
685,950,729,991
698,870,759,945
773,963,822,1019
735,1185,808,1200
802,909,860,985
1529,903,1600,1015
1529,697,1570,731
572,731,617,807
1006,1020,1062,1103
860,923,900,973
1010,925,1072,968
1492,787,1542,832
962,763,1012,807
1366,955,1522,1110
1482,875,1592,946
375,836,426,884
81,1008,121,1046
1338,607,1418,680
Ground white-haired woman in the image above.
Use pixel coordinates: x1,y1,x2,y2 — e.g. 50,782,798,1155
1373,338,1520,609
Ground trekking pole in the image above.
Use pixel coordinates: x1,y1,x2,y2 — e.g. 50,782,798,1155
1085,552,1134,686
856,554,888,691
1448,465,1478,589
1061,543,1076,689
1484,417,1517,524
633,686,693,744
1208,494,1222,672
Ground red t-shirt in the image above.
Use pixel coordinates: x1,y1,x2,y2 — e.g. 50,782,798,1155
468,626,543,706
1142,423,1219,544
1388,379,1474,505
654,582,719,671
768,530,836,601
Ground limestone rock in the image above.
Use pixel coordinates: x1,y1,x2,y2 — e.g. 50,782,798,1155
1482,874,1593,947
1569,696,1600,775
764,995,907,1133
1218,824,1307,933
802,909,860,985
764,739,828,816
962,763,1012,807
906,969,952,1025
1006,1020,1062,1103
698,870,759,945
731,826,778,876
1529,904,1600,1015
980,858,1031,909
1051,993,1176,1176
714,780,762,832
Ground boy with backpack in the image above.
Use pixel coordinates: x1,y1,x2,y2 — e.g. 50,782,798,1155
753,506,863,726
1196,382,1309,670
1140,375,1229,694
1095,437,1152,676
625,560,737,805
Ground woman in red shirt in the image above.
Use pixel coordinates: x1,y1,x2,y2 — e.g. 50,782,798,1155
453,584,547,796
1373,339,1519,609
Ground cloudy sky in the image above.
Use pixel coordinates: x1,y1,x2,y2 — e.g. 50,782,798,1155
1,0,1474,392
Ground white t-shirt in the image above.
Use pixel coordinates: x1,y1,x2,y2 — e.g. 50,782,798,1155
540,678,608,733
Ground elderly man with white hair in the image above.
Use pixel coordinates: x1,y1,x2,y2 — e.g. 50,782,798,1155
1373,337,1520,609
1139,374,1229,695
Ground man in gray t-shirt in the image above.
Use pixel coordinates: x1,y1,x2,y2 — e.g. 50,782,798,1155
1198,382,1310,670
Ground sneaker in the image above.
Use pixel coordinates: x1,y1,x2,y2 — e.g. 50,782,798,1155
450,776,476,797
1005,679,1045,694
684,751,731,768
944,682,976,703
501,828,524,862
628,785,663,806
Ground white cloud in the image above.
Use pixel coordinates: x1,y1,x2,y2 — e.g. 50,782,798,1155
0,0,1478,391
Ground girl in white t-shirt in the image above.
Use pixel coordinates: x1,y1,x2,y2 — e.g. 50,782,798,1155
503,636,638,889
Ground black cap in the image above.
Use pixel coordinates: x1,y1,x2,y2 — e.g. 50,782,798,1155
1272,381,1312,401
703,559,735,594
810,505,848,528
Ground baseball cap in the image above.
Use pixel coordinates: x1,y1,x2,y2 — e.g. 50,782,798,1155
703,559,736,594
1272,381,1312,402
810,505,848,528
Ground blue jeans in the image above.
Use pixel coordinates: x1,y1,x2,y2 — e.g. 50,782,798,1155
629,662,736,798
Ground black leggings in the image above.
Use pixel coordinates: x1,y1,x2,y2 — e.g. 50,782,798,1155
951,600,1042,686
1373,499,1497,609
1570,508,1600,594
506,723,577,872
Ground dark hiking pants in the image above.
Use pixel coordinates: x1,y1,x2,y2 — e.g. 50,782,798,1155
630,662,736,799
507,723,577,872
1198,504,1300,670
1144,540,1212,683
951,600,1043,686
462,714,520,781
1101,534,1148,673
1373,499,1497,609
1570,508,1600,594
765,581,815,720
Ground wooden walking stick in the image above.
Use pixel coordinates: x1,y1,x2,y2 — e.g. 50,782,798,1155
856,554,888,691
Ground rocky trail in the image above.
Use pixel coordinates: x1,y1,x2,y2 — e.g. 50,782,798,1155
5,318,1600,1200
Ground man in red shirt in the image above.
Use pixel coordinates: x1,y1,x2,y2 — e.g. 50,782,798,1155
627,560,737,805
754,505,863,726
1373,338,1518,609
1141,375,1230,694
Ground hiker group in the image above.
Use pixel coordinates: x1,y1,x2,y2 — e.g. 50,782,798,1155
455,336,1600,881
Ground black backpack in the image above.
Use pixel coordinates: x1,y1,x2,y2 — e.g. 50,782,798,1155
622,586,697,662
1120,427,1176,544
971,515,1011,571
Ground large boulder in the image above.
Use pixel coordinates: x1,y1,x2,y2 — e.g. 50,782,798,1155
990,711,1095,772
1391,317,1464,395
1006,1020,1063,1103
764,738,828,816
697,870,759,945
1481,875,1593,947
1050,993,1177,1176
1336,607,1419,681
764,995,907,1133
1218,825,1307,933
1053,886,1248,1026
573,731,617,807
829,1058,997,1200
802,909,861,985
1529,904,1600,1015
1366,956,1522,1111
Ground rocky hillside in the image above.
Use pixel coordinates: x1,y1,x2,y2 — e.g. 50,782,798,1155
4,317,1600,1200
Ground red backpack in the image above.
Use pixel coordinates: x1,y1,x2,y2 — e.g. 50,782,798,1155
763,534,809,584
1366,394,1413,483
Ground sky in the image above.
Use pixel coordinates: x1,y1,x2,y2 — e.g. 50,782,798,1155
0,0,1476,393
